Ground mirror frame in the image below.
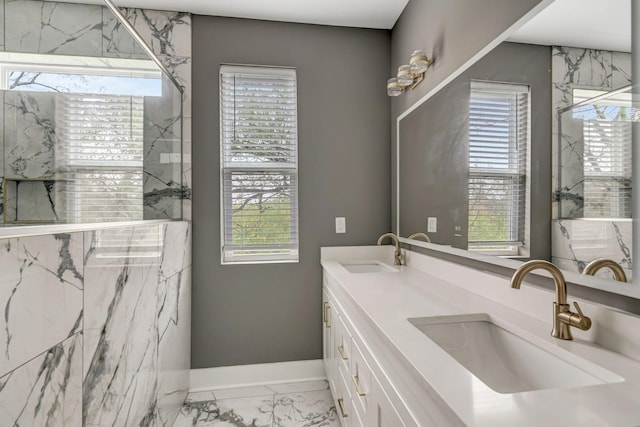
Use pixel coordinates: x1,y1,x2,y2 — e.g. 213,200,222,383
395,0,640,300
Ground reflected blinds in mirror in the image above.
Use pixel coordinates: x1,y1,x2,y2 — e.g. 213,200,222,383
220,65,299,263
468,82,529,253
57,95,144,223
573,89,632,219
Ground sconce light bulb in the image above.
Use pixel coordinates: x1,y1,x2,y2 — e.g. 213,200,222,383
397,65,414,87
387,78,403,96
410,49,432,74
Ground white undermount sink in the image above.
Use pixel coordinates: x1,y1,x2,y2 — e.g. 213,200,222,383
340,260,397,273
409,313,623,394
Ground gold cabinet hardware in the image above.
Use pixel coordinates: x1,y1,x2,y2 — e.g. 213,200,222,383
338,344,348,360
337,398,348,418
323,302,331,327
352,373,366,397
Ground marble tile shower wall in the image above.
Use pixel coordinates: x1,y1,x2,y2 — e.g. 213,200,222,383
551,46,632,278
0,221,192,426
0,0,193,223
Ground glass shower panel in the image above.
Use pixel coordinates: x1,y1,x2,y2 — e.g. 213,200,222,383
0,0,183,225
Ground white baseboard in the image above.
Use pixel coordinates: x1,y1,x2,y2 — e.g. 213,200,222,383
189,359,326,392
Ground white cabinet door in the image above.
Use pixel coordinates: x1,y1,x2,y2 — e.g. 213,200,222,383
336,367,352,427
322,290,333,388
350,340,372,421
370,375,406,427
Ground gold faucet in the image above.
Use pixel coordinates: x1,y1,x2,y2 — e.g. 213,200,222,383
377,232,403,266
510,260,591,340
408,232,431,243
583,259,627,283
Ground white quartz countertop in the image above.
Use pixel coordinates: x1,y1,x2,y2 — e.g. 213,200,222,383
321,247,640,427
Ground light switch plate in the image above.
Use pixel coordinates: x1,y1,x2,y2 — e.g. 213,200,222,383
427,217,437,233
335,217,346,233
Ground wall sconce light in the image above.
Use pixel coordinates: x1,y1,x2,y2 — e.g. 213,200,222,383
387,50,434,97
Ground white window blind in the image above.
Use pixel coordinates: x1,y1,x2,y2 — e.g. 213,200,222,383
57,94,144,223
468,81,529,252
573,89,632,218
220,65,299,263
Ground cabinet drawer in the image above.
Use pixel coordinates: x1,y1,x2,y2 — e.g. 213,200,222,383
350,340,371,419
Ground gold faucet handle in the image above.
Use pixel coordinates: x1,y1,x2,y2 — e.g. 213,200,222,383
394,251,404,266
572,302,592,330
559,302,592,331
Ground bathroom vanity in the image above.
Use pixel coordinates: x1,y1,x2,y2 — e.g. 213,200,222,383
321,246,640,426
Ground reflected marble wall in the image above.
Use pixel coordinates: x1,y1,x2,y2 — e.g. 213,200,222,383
0,221,191,426
0,0,192,223
551,46,632,277
114,7,193,221
553,219,632,280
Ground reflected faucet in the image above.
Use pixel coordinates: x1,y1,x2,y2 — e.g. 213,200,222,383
583,259,627,283
377,232,403,266
408,232,431,243
510,260,591,340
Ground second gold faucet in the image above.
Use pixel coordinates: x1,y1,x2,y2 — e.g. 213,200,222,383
377,232,403,266
511,260,591,340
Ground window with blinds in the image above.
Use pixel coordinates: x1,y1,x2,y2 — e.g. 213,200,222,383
57,94,144,223
220,65,298,263
468,81,529,254
573,88,632,218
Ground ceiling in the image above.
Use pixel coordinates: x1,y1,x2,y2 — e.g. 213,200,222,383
508,0,631,52
62,0,631,50
61,0,410,29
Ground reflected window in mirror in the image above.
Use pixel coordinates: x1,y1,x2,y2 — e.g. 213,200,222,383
572,88,632,219
468,81,530,257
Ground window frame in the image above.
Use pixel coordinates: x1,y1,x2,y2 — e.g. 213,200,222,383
219,65,299,265
467,80,531,257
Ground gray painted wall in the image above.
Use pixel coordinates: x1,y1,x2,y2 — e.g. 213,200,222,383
191,16,391,368
399,42,552,261
390,0,547,230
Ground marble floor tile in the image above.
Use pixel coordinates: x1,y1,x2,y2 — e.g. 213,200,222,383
174,395,274,427
272,390,338,427
175,382,336,427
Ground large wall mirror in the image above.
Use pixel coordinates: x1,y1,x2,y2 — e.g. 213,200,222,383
397,0,640,298
0,0,183,227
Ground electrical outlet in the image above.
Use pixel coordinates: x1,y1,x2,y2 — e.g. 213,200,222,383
335,217,346,233
427,217,437,233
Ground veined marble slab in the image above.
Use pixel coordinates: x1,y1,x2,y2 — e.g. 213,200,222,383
82,224,162,426
0,232,83,377
552,219,632,280
156,267,191,426
159,221,191,282
0,333,82,427
5,0,102,56
4,91,57,180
